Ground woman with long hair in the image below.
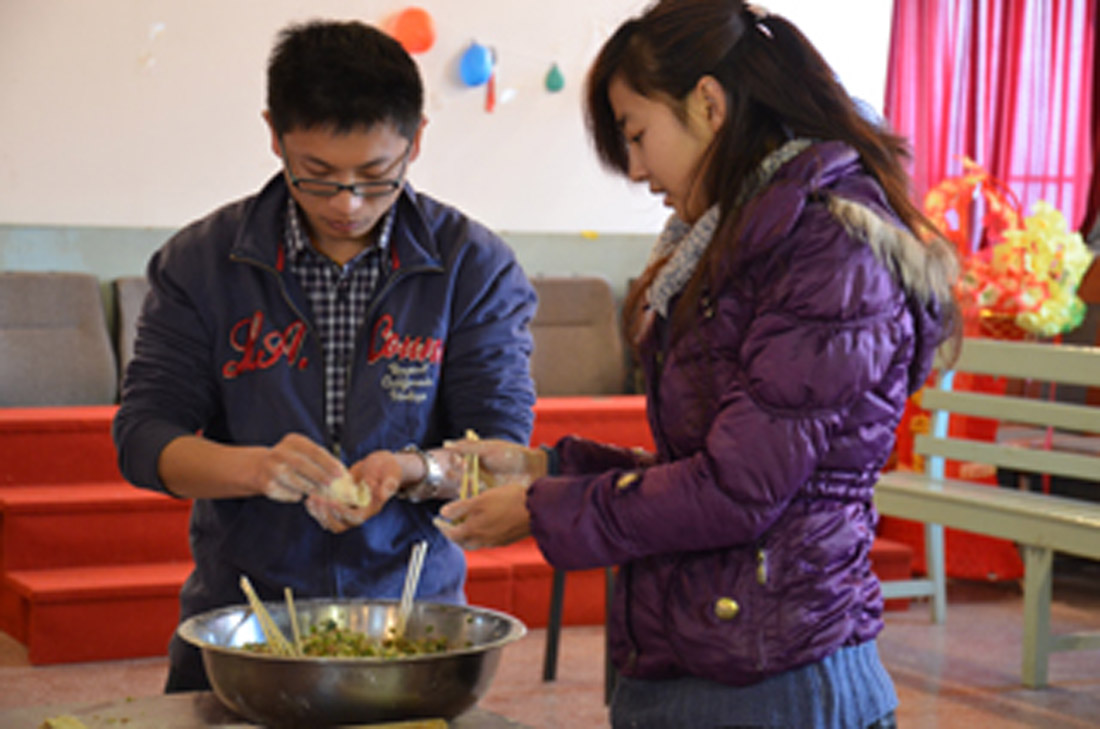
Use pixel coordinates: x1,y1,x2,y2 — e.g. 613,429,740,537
437,2,959,726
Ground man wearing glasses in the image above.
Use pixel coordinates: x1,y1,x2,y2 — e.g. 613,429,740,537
113,20,537,692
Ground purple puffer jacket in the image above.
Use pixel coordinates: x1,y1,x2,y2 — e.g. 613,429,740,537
526,141,948,686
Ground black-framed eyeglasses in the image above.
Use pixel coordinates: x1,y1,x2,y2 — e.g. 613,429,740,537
279,138,412,199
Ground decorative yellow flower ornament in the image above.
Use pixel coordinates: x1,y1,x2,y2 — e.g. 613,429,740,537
925,159,1094,338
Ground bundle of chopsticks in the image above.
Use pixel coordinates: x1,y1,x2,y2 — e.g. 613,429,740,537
458,429,482,500
239,576,302,656
238,539,429,654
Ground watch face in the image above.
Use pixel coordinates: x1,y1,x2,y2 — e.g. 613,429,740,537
424,450,445,486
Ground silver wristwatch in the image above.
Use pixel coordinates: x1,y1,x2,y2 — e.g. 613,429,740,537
399,445,444,502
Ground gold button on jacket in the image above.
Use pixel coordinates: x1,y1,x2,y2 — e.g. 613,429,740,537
714,597,740,620
615,472,639,490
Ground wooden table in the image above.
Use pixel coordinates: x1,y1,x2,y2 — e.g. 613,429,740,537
0,691,529,728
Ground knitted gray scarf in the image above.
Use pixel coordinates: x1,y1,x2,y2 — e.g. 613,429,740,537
646,138,812,318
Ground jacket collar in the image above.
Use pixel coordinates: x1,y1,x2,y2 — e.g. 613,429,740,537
730,141,863,266
229,173,443,273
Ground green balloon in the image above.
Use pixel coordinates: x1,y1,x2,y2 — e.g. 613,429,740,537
545,62,565,93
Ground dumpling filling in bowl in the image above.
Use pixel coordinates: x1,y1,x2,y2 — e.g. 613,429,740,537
243,617,461,658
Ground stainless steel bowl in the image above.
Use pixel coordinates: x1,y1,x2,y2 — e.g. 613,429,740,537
177,598,526,727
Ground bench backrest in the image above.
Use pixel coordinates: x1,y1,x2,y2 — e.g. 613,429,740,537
917,339,1100,484
529,275,628,396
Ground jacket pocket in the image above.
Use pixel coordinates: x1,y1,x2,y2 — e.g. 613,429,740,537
664,548,766,680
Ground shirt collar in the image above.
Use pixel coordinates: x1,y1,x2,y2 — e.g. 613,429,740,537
283,198,396,268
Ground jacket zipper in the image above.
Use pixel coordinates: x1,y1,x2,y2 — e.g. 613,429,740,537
754,540,770,671
231,251,339,594
756,547,768,585
231,251,331,440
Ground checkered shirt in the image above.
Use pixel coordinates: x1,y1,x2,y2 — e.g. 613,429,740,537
284,199,396,446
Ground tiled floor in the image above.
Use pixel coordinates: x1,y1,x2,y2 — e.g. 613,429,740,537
2,571,1099,728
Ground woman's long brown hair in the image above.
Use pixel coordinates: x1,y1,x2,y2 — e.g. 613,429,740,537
585,0,959,355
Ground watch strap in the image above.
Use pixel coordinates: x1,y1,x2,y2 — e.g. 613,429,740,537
399,445,443,502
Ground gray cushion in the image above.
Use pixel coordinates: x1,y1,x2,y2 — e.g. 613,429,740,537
529,276,627,396
113,275,151,381
0,271,118,405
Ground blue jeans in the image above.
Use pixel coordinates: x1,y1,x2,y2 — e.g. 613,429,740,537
612,681,897,729
610,642,898,729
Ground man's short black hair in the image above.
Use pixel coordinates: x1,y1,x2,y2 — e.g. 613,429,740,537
267,20,423,139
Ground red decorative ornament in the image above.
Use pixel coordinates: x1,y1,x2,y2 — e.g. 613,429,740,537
925,157,1094,339
386,7,436,55
923,157,1022,260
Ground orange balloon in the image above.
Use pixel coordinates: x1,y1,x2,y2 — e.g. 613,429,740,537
387,7,436,55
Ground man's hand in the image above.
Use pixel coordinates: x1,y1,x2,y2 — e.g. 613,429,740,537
305,450,403,533
253,433,347,503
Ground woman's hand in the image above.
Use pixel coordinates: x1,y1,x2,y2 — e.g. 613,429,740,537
443,438,548,488
435,482,532,549
432,438,546,547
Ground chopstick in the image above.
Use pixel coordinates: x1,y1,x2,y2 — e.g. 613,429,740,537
239,575,294,656
458,429,480,499
395,540,428,638
284,586,303,655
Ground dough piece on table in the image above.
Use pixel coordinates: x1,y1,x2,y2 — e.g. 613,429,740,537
39,717,89,729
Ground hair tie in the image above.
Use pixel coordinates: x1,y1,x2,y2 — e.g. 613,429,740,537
744,3,773,39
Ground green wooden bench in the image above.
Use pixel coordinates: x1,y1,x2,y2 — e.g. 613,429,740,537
875,338,1100,688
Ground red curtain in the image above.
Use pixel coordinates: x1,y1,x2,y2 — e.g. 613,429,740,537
885,0,1096,244
1083,26,1100,237
881,0,1097,581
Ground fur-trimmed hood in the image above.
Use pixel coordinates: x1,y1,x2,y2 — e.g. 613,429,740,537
731,140,956,392
827,193,957,392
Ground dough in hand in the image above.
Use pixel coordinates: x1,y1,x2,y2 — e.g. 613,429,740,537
326,471,372,508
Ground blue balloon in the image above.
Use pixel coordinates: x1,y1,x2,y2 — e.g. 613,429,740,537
459,43,494,87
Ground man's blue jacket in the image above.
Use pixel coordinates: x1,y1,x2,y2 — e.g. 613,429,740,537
113,173,536,630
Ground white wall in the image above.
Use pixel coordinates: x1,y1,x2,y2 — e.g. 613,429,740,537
0,0,892,234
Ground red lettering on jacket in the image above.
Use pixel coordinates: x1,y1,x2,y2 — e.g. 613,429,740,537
222,310,309,378
367,314,444,365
